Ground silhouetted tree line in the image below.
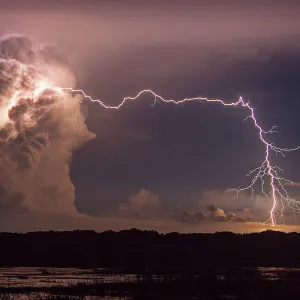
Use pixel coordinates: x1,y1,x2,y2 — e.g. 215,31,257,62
0,229,300,269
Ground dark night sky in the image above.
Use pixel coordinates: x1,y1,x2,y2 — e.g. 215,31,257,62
1,0,300,232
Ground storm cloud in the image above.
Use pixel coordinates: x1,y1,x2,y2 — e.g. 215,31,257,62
0,35,94,220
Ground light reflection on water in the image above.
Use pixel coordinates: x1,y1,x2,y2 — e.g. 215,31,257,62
250,267,300,280
0,268,132,299
1,267,300,287
1,267,300,299
0,295,122,300
0,267,136,288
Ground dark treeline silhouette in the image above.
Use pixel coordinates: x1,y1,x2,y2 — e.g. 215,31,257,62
1,229,300,269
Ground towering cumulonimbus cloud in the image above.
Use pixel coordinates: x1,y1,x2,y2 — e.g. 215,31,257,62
0,35,94,217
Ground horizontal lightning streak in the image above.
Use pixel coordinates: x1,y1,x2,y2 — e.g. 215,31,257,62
60,88,300,226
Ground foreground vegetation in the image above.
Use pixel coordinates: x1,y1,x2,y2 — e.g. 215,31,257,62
1,229,300,268
2,229,300,299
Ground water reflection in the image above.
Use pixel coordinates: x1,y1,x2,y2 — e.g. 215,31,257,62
1,267,300,299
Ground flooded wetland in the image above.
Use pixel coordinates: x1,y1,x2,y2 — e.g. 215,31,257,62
1,267,300,299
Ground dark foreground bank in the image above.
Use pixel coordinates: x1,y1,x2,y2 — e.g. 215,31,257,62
1,229,300,269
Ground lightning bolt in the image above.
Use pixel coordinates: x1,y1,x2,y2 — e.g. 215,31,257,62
3,42,298,226
59,88,300,226
19,84,299,226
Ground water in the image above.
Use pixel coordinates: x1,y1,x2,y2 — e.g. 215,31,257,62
0,268,134,299
0,267,136,288
1,267,300,299
0,295,117,300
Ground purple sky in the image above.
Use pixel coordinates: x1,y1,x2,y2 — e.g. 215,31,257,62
1,0,300,232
